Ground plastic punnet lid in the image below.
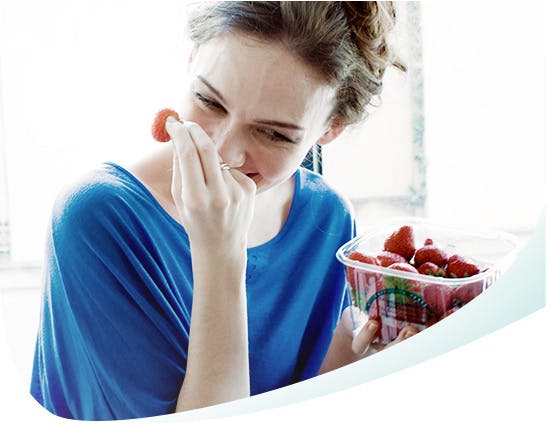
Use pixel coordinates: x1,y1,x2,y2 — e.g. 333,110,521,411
336,216,520,286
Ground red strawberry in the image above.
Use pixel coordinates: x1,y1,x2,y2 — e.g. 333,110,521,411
424,238,434,246
388,262,418,274
386,262,421,293
414,245,449,268
454,281,483,305
152,108,180,142
423,284,455,315
346,252,381,291
345,266,358,290
446,255,480,278
377,251,407,268
383,225,416,261
417,262,446,277
394,303,432,326
348,251,380,266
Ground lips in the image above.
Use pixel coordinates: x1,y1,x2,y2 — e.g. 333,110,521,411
245,173,261,187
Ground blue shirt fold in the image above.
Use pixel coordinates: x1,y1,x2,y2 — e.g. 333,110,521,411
30,163,354,420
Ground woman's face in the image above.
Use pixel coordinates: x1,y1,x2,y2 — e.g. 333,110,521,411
179,32,339,193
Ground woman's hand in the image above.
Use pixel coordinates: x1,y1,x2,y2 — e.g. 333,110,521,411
319,306,419,374
166,117,257,251
165,118,255,411
345,306,418,356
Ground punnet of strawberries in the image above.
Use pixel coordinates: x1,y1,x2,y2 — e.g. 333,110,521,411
347,225,484,279
344,224,490,344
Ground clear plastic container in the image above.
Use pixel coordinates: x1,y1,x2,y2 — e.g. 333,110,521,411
336,217,520,344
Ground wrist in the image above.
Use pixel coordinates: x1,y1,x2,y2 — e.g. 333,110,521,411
190,241,248,290
189,235,248,256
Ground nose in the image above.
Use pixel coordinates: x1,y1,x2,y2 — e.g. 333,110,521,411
213,124,246,169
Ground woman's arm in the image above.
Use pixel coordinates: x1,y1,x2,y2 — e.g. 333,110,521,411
175,247,250,411
166,119,257,411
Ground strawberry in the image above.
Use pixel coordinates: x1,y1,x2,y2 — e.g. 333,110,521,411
446,255,480,278
424,238,434,246
377,251,407,268
417,262,446,277
347,268,382,293
348,251,380,266
388,262,418,274
152,108,180,142
383,225,416,261
384,262,421,302
346,252,381,291
454,281,483,305
414,245,449,268
423,284,454,315
393,303,432,326
345,267,358,290
365,277,387,299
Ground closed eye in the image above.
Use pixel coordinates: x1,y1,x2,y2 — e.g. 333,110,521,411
194,92,226,113
194,91,296,143
258,128,295,144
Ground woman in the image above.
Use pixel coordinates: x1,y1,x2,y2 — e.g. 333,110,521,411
30,2,415,420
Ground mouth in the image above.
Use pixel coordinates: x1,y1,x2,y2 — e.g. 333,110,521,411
245,173,260,185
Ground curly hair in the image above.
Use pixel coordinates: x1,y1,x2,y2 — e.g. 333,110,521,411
187,1,405,126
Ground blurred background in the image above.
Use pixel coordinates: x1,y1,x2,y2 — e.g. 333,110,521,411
0,0,545,392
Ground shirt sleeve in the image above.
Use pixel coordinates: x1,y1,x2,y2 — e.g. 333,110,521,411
30,179,186,420
293,192,357,380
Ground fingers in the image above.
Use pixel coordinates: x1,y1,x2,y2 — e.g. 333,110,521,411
353,323,419,358
351,320,379,355
166,119,253,193
229,169,257,196
171,147,183,211
185,122,226,190
385,325,419,349
165,118,257,219
166,118,206,200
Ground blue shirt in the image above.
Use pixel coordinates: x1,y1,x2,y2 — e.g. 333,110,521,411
30,162,355,420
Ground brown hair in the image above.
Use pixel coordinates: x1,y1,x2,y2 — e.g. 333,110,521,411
187,1,405,125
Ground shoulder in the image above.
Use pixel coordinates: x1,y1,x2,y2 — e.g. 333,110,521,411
297,167,355,218
51,163,136,228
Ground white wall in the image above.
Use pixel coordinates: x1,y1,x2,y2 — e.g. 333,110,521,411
0,268,41,385
421,1,546,233
326,1,546,236
0,0,193,264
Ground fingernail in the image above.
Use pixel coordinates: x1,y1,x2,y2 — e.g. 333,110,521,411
404,329,417,339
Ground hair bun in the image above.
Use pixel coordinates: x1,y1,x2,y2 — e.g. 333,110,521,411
342,1,405,78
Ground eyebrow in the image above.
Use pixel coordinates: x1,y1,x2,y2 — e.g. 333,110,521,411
197,75,226,103
196,75,305,132
253,119,304,131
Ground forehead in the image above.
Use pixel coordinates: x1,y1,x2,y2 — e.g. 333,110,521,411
189,33,335,125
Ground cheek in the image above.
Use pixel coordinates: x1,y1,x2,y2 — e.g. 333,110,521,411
179,98,217,137
253,145,310,181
